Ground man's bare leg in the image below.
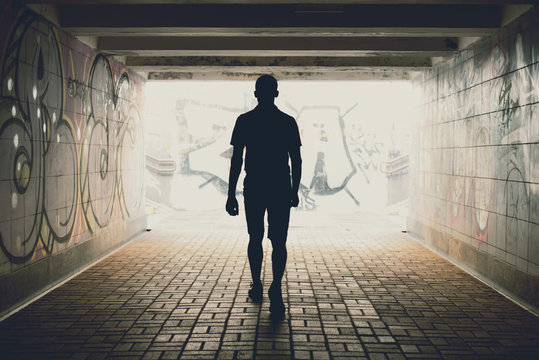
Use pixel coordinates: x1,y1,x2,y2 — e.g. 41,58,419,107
248,234,264,302
271,240,287,286
269,238,287,318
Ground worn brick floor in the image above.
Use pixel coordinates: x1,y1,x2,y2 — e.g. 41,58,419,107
0,210,538,359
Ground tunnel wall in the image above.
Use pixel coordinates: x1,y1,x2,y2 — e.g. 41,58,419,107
409,8,539,309
0,5,146,316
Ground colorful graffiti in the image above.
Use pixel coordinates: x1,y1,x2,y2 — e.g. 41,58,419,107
0,10,144,266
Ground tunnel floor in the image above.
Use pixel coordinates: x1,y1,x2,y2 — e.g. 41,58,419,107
0,210,538,359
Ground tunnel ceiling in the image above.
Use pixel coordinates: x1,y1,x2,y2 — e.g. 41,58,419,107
22,0,537,80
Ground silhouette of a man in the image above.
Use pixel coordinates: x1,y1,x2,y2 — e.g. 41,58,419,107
226,75,302,319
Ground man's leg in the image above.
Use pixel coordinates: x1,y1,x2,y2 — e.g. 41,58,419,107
248,233,264,286
267,200,291,318
267,236,287,318
268,198,291,285
269,238,287,287
244,193,266,301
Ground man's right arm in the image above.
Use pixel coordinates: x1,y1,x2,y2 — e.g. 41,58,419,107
226,145,244,216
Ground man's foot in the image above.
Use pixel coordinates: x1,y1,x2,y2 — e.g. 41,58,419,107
248,282,263,303
268,283,285,320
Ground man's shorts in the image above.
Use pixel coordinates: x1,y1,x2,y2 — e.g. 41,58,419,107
243,181,291,242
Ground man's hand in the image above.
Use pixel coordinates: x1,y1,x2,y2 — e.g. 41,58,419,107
290,192,299,208
226,196,239,216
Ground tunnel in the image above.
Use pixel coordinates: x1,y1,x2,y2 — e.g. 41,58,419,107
0,0,538,359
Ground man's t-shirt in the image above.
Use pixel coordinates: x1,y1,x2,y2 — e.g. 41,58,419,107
230,104,301,185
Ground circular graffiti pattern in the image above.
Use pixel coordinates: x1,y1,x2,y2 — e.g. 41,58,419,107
1,11,144,264
116,75,144,218
81,55,144,231
472,126,493,241
81,55,117,230
0,12,74,263
14,146,31,193
505,168,528,252
44,118,78,242
118,105,144,217
0,115,43,262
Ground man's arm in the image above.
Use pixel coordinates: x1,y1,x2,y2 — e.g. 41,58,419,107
226,145,244,215
289,146,302,207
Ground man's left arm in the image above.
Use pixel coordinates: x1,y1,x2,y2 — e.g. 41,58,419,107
226,145,244,215
289,147,302,207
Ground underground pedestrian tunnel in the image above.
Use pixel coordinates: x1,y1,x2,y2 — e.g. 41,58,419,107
0,1,538,359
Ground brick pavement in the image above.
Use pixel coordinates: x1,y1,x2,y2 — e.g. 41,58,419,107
0,210,538,359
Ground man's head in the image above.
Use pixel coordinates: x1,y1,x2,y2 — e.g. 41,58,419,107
254,74,278,103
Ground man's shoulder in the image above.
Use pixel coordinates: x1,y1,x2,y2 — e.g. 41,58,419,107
278,110,297,128
270,107,295,125
238,108,258,119
276,108,294,120
238,106,295,123
234,111,253,129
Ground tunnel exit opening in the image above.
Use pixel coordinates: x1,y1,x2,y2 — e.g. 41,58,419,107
143,80,417,224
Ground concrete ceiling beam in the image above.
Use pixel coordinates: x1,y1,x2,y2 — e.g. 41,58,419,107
98,36,458,57
59,4,502,29
143,66,424,73
67,27,497,38
23,0,536,79
145,68,416,81
125,56,432,70
501,4,535,26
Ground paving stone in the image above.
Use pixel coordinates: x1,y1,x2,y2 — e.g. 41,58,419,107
0,211,537,359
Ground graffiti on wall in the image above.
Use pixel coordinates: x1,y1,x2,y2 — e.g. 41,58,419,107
419,27,538,258
145,96,391,210
80,54,144,233
0,11,144,265
475,34,532,245
0,13,66,263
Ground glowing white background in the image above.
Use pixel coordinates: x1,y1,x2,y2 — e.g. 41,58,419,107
144,80,416,212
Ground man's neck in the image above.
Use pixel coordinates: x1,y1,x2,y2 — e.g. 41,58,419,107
257,101,275,108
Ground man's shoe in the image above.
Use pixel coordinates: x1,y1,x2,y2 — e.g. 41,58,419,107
248,282,263,303
268,283,285,320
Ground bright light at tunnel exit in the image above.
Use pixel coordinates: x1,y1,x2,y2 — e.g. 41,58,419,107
144,80,417,214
